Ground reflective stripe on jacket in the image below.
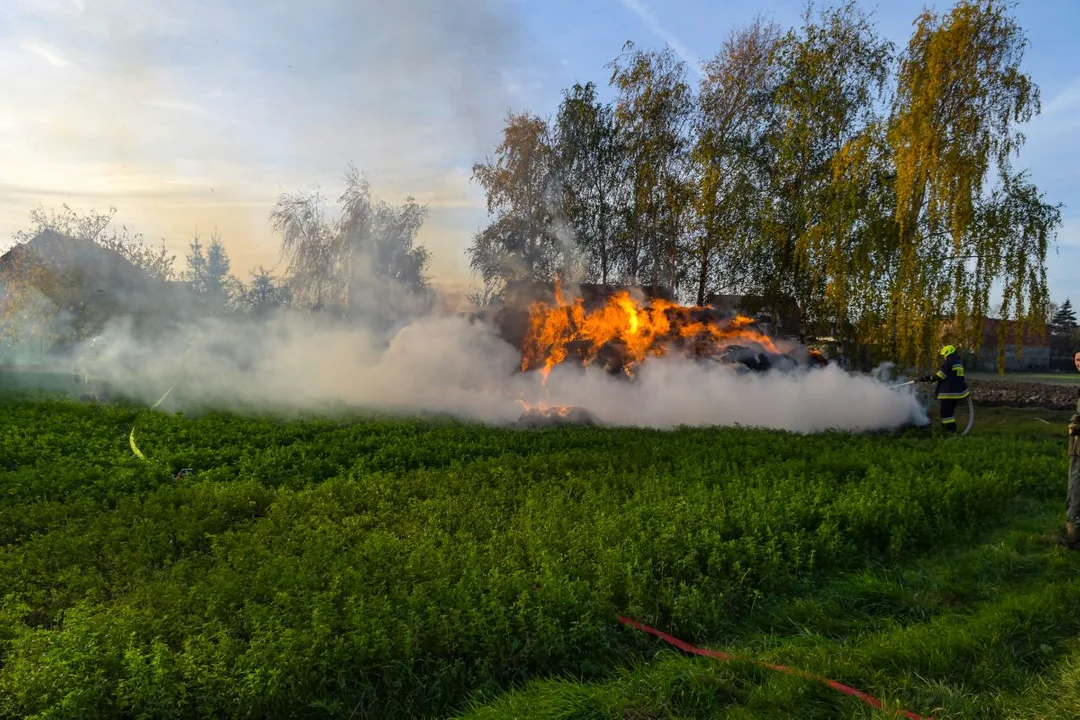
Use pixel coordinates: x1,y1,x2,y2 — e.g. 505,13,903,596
935,355,969,399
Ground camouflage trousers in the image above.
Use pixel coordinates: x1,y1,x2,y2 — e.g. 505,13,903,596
1069,454,1080,525
1069,416,1080,524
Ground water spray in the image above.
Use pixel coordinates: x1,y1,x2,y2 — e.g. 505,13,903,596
889,379,974,436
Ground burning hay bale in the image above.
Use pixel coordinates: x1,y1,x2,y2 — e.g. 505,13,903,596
472,280,849,429
496,279,815,381
517,404,600,428
712,343,797,373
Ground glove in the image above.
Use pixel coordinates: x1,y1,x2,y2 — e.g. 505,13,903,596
918,374,935,383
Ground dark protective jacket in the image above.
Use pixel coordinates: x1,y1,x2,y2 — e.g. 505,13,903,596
934,354,969,400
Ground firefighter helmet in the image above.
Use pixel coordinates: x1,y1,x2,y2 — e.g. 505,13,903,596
939,344,956,357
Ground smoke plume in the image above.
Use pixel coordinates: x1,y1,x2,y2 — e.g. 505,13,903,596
1,0,927,434
66,304,927,434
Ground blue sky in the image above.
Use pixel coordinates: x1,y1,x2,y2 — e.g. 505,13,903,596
1,0,1077,307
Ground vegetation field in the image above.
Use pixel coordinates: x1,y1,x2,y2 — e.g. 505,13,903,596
1,378,1078,719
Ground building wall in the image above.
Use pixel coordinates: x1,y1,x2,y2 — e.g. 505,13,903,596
0,285,63,365
969,345,1050,372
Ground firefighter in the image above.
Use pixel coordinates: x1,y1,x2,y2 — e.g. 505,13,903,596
919,344,968,434
73,336,110,403
1064,348,1080,549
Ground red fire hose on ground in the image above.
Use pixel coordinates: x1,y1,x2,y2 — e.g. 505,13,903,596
618,616,926,719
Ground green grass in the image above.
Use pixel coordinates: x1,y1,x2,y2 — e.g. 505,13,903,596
459,504,1080,719
0,385,1076,719
953,405,1072,435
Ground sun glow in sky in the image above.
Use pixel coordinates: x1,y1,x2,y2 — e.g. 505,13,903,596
1,0,1077,302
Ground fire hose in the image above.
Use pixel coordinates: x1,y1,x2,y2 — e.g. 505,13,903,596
128,339,199,465
128,386,173,461
890,380,974,436
128,386,195,479
119,378,918,716
618,616,925,719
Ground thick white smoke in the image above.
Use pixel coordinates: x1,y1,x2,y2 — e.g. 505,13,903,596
75,308,928,433
2,0,929,434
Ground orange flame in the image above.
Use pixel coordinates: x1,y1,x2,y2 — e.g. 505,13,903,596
521,280,779,382
518,399,573,417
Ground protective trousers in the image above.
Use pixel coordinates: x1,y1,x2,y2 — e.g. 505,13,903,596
940,398,959,433
1069,407,1080,524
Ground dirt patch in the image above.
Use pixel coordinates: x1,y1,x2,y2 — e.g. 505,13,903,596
970,379,1080,411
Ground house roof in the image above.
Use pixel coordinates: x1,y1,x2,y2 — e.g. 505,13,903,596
0,230,156,296
0,231,195,338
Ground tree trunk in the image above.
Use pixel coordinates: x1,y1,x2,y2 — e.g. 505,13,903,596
696,241,710,307
598,207,609,285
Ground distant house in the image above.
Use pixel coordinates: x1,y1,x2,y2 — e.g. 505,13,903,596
0,230,196,360
968,318,1051,372
0,282,60,364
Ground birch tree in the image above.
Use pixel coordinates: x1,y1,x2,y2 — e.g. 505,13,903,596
608,42,695,293
889,0,1049,366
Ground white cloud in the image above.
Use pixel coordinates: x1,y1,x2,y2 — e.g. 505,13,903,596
18,38,71,68
141,98,232,122
615,0,703,75
1046,216,1080,304
1042,76,1080,117
0,0,535,283
15,0,86,19
1057,216,1080,248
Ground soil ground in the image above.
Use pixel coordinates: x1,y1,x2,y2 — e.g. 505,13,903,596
968,377,1080,411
